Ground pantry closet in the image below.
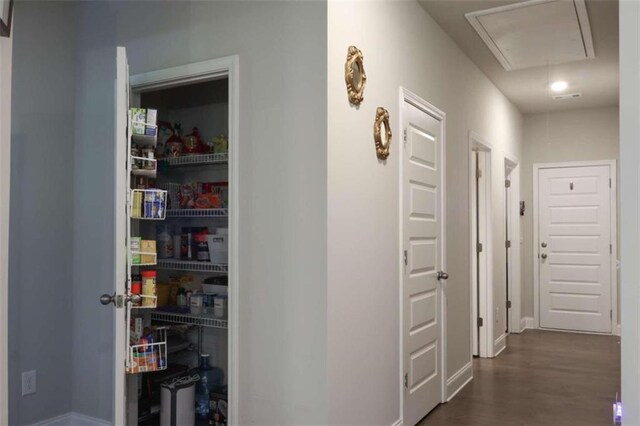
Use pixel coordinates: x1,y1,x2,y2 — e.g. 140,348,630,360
108,48,238,426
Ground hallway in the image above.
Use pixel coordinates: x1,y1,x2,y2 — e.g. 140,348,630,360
419,330,620,426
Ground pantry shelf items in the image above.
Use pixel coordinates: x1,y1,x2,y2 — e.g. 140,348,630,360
160,152,228,167
157,259,228,273
166,208,228,218
126,326,167,374
130,189,167,220
151,311,228,329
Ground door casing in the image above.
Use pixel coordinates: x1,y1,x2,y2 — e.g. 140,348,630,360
398,87,447,420
469,133,494,358
533,160,618,334
504,155,522,335
113,52,240,424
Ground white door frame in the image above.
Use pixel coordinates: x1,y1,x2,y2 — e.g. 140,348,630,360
504,154,522,334
398,87,447,418
533,160,618,334
118,55,240,424
0,34,12,426
468,132,493,358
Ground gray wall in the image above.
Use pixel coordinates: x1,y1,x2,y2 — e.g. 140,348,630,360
73,1,327,423
521,106,619,320
8,2,76,424
327,2,522,423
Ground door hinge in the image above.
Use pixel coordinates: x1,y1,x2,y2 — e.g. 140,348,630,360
403,129,407,142
611,310,613,320
506,300,512,309
477,242,483,253
505,240,511,249
404,373,408,389
609,178,612,188
477,317,484,327
505,179,511,188
610,244,613,254
476,168,482,180
404,250,408,266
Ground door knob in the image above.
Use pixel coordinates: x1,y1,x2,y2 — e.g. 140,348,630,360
541,253,547,260
100,293,141,306
100,293,116,306
437,271,449,280
541,242,547,248
127,294,142,305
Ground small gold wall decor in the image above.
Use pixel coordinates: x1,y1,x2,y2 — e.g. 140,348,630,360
345,46,367,105
374,107,392,160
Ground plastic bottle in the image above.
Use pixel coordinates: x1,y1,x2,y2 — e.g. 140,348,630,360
157,224,173,259
196,354,214,420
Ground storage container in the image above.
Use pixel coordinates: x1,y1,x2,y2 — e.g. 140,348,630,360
207,235,228,264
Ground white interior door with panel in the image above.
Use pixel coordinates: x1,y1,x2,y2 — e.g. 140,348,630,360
0,33,12,426
536,163,614,333
400,89,446,426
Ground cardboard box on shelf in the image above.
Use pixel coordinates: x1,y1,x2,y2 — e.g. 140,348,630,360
130,108,157,137
141,240,156,264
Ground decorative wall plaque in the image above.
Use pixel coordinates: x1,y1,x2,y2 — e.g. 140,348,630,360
374,107,392,160
345,46,367,105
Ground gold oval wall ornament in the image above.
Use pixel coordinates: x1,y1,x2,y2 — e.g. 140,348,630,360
374,107,392,160
345,46,367,105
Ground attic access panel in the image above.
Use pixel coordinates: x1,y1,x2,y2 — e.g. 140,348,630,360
466,0,595,71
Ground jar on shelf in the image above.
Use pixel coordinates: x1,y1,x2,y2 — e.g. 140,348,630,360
141,270,157,307
131,143,140,170
142,146,155,170
131,275,142,306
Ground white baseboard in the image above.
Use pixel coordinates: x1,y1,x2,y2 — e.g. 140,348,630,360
446,360,473,401
520,316,535,332
494,333,507,357
391,419,403,426
31,412,110,426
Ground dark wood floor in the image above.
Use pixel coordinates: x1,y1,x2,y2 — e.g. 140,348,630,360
419,329,620,426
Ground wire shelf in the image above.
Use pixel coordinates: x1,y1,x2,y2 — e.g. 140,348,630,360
166,208,228,218
131,155,157,178
127,328,167,374
131,134,157,147
131,294,157,309
156,259,228,273
160,153,228,167
151,311,228,329
130,189,168,220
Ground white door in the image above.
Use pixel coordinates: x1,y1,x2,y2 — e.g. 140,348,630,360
113,46,129,425
538,165,612,333
0,34,12,426
402,96,445,426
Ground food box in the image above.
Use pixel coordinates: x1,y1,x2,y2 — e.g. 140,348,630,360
141,240,157,264
130,108,158,137
131,237,141,265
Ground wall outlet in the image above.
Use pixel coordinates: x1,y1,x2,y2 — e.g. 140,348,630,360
21,370,36,396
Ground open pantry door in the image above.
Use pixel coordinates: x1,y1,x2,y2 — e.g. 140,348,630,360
112,45,129,425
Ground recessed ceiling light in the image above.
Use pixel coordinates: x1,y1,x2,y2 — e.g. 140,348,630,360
550,81,568,92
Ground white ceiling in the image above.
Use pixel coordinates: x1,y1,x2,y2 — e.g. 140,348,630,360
419,0,619,114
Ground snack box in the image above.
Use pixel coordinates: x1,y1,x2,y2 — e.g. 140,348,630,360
130,108,158,137
141,240,157,264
